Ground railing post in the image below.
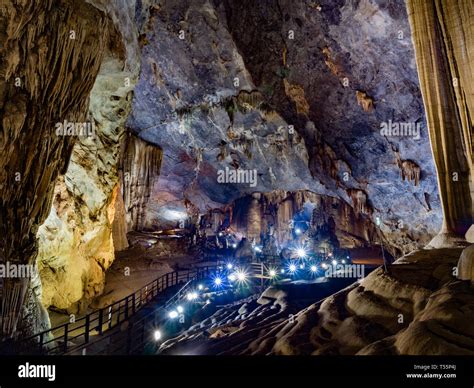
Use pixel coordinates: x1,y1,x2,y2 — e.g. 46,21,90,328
132,293,136,314
38,332,44,354
84,315,90,344
125,296,129,319
126,321,133,355
63,324,68,353
98,309,103,335
108,306,112,329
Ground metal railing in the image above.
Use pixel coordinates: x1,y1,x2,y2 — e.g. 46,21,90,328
17,265,217,355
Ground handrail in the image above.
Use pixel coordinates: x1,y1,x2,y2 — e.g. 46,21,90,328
17,264,218,355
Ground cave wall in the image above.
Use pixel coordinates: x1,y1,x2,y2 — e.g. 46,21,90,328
36,2,142,314
406,0,473,248
200,189,384,250
127,0,442,254
0,0,109,337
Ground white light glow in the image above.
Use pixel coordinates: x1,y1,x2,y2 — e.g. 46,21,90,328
226,263,233,270
168,311,178,319
186,292,198,301
289,263,297,272
228,274,236,282
322,263,328,269
295,228,302,235
269,269,276,277
214,277,222,286
177,305,184,313
341,259,346,264
332,260,337,266
236,270,247,281
310,265,317,272
198,284,204,290
296,248,307,258
154,330,162,341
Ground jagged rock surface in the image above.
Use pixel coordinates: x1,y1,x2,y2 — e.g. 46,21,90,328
36,3,141,314
0,0,108,337
127,0,442,253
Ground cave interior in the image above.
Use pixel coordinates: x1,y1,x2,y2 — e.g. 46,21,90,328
0,0,473,356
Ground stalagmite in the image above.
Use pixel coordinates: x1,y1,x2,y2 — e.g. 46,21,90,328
406,0,473,248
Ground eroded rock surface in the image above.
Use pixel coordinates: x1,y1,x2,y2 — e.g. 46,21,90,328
36,2,141,314
0,0,109,337
159,248,474,355
127,0,442,253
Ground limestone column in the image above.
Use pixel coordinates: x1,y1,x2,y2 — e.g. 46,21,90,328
406,0,473,248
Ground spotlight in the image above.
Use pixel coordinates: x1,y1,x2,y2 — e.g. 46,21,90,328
269,269,276,277
232,243,237,248
295,228,302,235
341,259,346,264
186,292,198,301
299,264,305,269
321,263,328,269
310,265,317,272
218,232,223,236
280,269,285,274
332,260,338,266
168,310,178,319
226,263,233,270
328,253,333,257
236,270,247,282
153,330,162,341
213,276,222,287
253,246,262,252
205,299,211,305
176,305,184,314
198,284,204,290
289,263,297,273
296,248,307,258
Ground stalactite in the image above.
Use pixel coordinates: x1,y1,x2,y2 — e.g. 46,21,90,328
355,90,374,112
0,0,108,339
121,133,163,231
347,188,371,216
399,159,421,186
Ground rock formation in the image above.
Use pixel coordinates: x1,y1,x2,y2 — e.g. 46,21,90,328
36,1,141,315
406,0,473,248
159,248,474,355
0,0,109,337
127,0,442,254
